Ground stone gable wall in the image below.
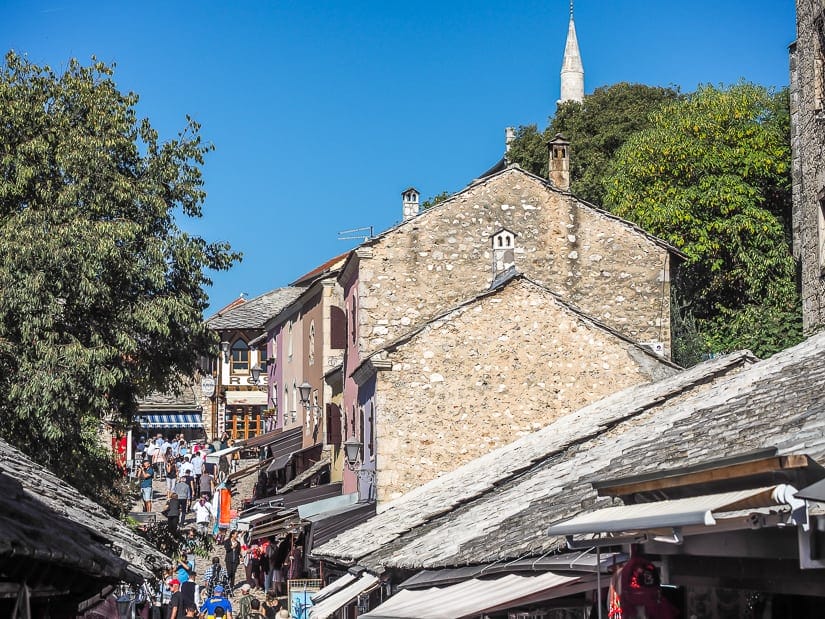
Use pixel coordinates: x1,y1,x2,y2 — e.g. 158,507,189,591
358,168,672,357
792,0,825,333
373,279,678,502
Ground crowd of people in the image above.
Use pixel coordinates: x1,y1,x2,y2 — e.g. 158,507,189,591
132,433,302,619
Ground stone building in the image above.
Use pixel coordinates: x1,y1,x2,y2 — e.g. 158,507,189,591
791,0,825,334
352,272,679,501
347,162,677,361
339,151,678,498
206,287,303,440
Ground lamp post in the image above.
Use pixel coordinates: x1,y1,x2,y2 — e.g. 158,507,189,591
298,381,322,431
220,341,230,363
342,436,376,497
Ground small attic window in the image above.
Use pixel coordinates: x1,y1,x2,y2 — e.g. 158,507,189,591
490,228,518,274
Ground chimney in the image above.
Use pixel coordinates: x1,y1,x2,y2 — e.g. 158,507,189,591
548,133,570,191
505,126,515,153
402,187,420,220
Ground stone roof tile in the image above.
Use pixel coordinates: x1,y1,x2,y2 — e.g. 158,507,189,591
206,287,304,330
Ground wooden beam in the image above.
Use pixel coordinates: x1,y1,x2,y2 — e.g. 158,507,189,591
596,455,810,497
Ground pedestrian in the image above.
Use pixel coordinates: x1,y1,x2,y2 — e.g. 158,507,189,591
224,530,242,590
199,469,214,497
165,452,178,498
193,495,214,535
261,591,280,619
202,557,230,598
247,598,266,619
140,460,155,512
234,583,254,619
174,475,192,525
165,493,180,535
168,578,182,619
191,450,204,489
198,584,233,619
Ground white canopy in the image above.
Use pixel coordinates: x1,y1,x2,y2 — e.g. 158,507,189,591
360,572,582,619
205,446,241,465
546,486,785,536
311,573,357,604
309,573,378,619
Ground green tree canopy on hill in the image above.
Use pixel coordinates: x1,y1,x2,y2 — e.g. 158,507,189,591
507,82,681,204
0,52,240,513
604,82,800,362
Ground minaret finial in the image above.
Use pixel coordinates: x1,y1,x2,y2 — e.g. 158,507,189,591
558,0,584,105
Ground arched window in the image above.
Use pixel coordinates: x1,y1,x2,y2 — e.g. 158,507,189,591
231,339,249,374
308,320,316,366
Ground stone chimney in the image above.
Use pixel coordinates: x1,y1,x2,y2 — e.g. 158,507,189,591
402,187,420,220
548,133,570,191
505,126,516,153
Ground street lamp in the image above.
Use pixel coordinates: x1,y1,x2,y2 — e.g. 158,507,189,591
343,437,362,469
251,364,263,384
298,381,320,431
220,341,230,363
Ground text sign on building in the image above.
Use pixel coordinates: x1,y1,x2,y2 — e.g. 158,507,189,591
201,376,216,398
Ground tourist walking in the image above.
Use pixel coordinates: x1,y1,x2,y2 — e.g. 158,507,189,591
224,530,242,590
193,495,214,535
174,475,192,525
202,557,230,597
165,493,180,535
140,460,155,512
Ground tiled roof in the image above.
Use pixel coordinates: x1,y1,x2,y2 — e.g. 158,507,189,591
138,380,199,411
206,287,304,330
312,333,825,569
0,437,167,582
291,251,350,286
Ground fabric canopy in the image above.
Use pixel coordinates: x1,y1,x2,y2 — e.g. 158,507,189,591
311,573,357,603
139,413,203,429
546,486,785,536
309,573,379,619
360,572,581,619
206,446,241,465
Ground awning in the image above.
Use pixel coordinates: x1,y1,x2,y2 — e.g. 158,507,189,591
278,458,331,494
267,453,293,473
239,429,290,450
226,457,273,483
309,573,379,619
359,572,584,619
262,427,306,471
139,413,203,429
397,552,623,590
307,500,376,550
206,446,241,465
546,486,786,536
311,573,357,603
236,510,278,532
225,390,268,406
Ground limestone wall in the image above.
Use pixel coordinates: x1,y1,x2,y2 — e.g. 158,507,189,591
358,168,672,357
792,0,825,334
373,278,678,502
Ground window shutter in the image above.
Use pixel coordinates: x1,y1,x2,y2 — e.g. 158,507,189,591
326,403,342,446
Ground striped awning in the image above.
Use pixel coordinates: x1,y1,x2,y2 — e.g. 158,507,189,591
139,413,204,429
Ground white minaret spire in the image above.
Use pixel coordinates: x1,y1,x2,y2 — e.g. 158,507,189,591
559,0,584,105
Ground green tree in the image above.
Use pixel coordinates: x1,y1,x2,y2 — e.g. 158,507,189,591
421,190,452,210
0,52,240,513
508,82,681,204
605,82,801,360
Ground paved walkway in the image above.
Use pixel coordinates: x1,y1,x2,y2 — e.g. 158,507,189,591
130,463,283,609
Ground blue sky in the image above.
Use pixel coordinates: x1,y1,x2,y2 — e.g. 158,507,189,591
3,0,796,314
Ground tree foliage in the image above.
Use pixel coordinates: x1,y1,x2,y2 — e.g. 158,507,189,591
0,52,240,513
508,82,681,204
604,82,801,360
